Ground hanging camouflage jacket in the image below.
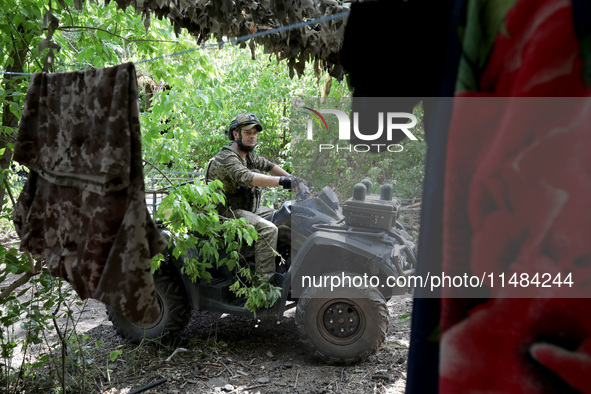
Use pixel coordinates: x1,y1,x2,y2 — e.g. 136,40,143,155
206,145,275,214
13,63,168,325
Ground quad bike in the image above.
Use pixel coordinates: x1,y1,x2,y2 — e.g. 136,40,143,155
107,180,417,364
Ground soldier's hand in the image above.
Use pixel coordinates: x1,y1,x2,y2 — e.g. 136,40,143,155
279,176,306,192
279,176,292,190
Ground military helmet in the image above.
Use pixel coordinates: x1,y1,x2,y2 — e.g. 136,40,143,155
227,113,263,140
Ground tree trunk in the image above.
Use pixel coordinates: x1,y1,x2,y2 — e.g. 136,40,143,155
1,24,31,212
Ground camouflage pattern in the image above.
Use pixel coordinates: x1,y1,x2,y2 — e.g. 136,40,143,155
233,112,262,131
230,208,278,281
13,63,168,325
206,145,275,213
228,113,262,140
206,145,278,280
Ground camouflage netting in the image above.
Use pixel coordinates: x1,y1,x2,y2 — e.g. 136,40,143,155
82,0,352,79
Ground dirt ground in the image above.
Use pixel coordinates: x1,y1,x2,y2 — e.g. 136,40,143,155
3,204,420,394
80,295,413,394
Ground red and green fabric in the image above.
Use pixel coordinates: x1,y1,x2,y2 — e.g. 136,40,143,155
440,0,591,392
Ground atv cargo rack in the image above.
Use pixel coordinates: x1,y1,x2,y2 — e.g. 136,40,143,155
144,170,204,215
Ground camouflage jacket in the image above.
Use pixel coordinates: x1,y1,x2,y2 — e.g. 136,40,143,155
206,145,275,213
13,63,167,325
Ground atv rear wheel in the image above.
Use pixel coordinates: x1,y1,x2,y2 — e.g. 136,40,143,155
107,263,190,343
295,278,388,364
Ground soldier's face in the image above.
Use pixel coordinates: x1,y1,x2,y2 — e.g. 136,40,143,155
238,127,259,149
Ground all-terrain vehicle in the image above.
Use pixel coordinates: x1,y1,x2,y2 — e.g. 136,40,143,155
107,180,417,364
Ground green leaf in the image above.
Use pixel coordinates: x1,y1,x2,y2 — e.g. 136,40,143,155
110,350,123,362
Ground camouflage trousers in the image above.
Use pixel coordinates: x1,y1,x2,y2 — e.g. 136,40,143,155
232,208,278,282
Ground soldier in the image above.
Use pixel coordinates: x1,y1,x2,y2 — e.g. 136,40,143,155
206,113,303,285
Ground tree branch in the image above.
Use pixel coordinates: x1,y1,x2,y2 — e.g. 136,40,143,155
6,17,44,71
0,264,42,302
3,177,38,272
57,26,179,43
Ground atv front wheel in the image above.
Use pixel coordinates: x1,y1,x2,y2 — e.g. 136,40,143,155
107,263,190,343
295,278,388,364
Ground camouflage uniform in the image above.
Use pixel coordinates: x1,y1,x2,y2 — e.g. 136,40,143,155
13,63,167,325
206,145,278,281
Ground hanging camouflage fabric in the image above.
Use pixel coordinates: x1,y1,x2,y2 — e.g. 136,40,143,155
13,63,168,325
